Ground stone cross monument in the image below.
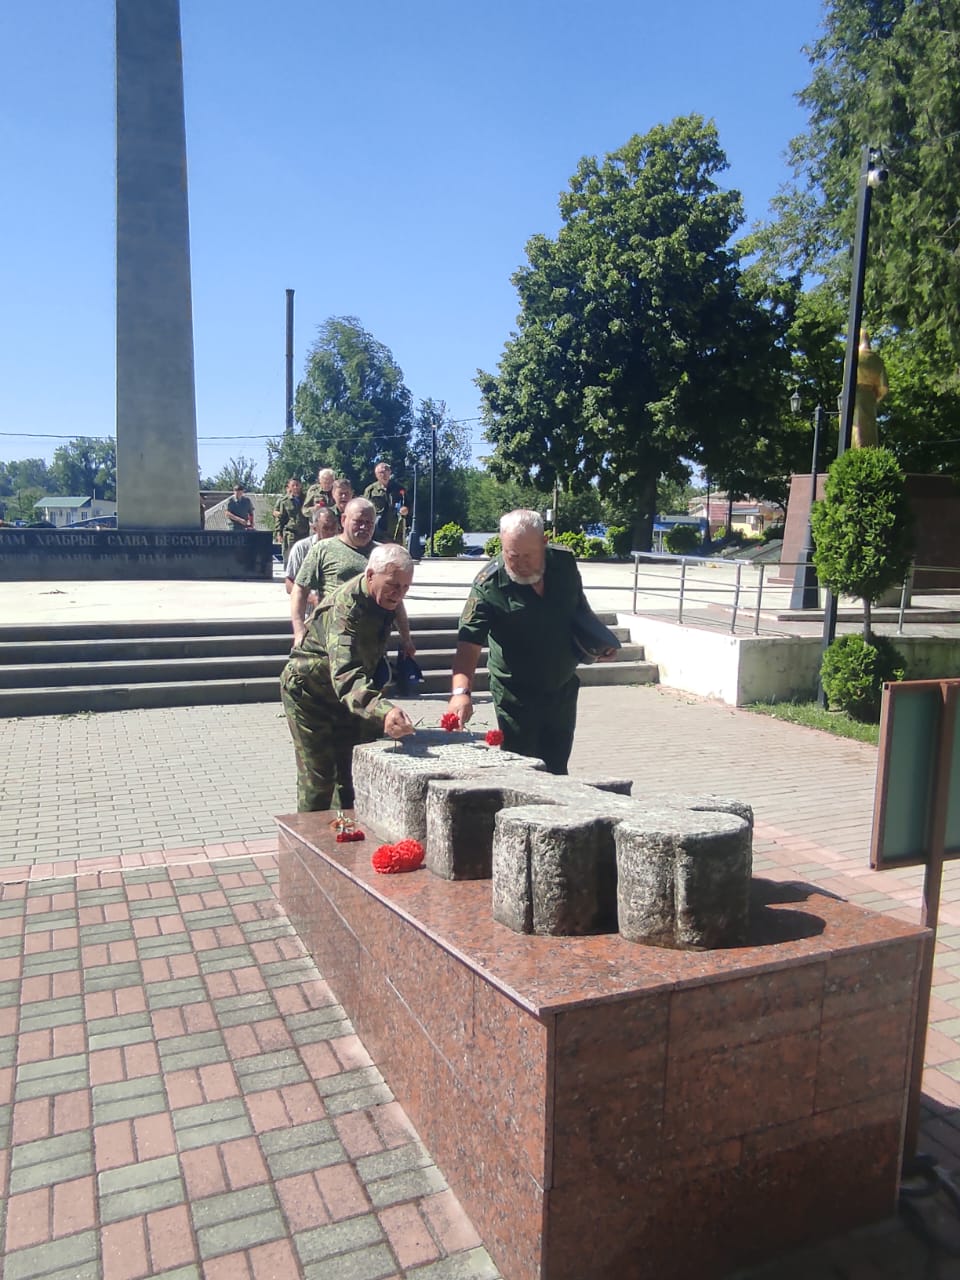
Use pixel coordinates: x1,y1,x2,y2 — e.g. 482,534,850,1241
116,0,200,528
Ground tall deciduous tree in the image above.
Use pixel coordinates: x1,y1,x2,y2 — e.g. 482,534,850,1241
211,456,260,490
478,117,790,549
405,399,472,533
0,458,52,497
264,317,413,493
48,439,116,500
747,0,960,475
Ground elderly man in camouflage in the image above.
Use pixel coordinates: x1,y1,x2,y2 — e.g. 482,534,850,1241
281,543,416,812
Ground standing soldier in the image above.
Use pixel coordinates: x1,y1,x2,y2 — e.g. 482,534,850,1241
273,478,309,562
445,509,616,774
304,467,336,516
364,461,408,543
281,544,416,811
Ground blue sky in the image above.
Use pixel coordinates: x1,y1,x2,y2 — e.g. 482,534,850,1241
0,0,824,481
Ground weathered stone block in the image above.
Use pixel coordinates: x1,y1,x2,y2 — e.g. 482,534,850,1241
353,734,753,947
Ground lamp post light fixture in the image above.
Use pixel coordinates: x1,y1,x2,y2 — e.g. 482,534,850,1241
789,396,825,611
818,144,888,703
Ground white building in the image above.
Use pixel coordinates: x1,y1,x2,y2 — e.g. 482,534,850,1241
33,496,118,527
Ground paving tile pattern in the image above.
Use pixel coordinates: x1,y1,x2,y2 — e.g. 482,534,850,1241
3,685,960,1275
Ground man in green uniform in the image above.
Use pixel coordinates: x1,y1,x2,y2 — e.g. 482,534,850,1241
364,462,408,543
446,509,615,774
281,544,416,811
289,498,414,656
303,467,336,517
273,478,309,561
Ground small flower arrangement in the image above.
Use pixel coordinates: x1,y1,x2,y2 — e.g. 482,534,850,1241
330,812,365,843
372,839,425,874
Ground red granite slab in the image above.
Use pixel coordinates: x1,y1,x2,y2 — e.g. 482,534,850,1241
278,812,927,1280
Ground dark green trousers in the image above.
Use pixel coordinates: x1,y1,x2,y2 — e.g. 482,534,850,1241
489,674,579,774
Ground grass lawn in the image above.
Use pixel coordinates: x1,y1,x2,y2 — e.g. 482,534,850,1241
747,700,880,745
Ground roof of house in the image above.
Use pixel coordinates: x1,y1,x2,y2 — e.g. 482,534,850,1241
203,493,280,533
34,496,93,509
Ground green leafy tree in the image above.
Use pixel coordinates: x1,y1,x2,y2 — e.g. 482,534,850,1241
264,317,413,493
462,468,542,532
406,400,472,532
211,456,260,490
479,116,790,550
810,447,914,640
747,0,960,475
48,438,116,500
8,486,44,521
0,458,52,497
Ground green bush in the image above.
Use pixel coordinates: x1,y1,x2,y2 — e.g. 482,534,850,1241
762,523,786,544
605,525,632,558
431,522,465,557
552,531,587,557
665,524,701,554
583,537,606,560
820,634,906,723
484,534,501,558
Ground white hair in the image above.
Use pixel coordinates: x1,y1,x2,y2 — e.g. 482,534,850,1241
368,543,413,575
500,509,544,537
317,467,335,483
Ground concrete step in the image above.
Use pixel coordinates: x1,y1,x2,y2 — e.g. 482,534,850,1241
0,611,656,717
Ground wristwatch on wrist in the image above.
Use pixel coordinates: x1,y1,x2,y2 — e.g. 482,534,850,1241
451,687,471,697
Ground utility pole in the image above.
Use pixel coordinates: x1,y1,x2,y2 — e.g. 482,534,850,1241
429,423,437,554
285,289,294,436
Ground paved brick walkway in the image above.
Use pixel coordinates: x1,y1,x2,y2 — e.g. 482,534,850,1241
3,686,960,1277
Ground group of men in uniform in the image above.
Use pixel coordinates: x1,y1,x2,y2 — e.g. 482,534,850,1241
280,504,616,817
273,461,408,563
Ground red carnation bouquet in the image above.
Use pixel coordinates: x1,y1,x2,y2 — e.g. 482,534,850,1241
439,711,460,732
485,729,504,747
372,839,425,874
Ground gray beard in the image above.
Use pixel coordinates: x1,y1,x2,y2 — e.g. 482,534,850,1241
504,568,544,586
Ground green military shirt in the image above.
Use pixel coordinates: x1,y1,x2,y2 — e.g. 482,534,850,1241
303,484,335,515
295,537,379,603
363,480,401,540
458,545,586,693
274,494,309,544
288,573,396,727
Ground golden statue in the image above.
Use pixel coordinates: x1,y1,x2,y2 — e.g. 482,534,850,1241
852,332,889,448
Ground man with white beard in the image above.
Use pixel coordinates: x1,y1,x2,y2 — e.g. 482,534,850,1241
444,508,615,774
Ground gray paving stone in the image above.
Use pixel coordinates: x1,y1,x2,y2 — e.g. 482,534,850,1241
92,1074,168,1124
355,1141,433,1182
259,957,320,987
99,1154,185,1223
213,991,280,1027
4,1230,100,1280
21,948,81,977
23,909,77,933
191,1187,285,1260
157,1029,228,1072
197,944,255,973
312,1066,385,1098
179,908,235,929
88,1011,154,1051
365,1165,448,1209
10,1130,93,1193
0,978,22,1006
19,996,84,1033
16,1052,88,1100
146,976,207,1009
172,1097,253,1150
405,1249,502,1280
260,1119,337,1155
136,934,192,959
78,921,134,944
0,1034,16,1068
295,1213,385,1264
83,960,144,992
234,1049,307,1092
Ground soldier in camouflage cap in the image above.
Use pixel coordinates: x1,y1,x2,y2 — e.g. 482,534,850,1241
281,543,416,811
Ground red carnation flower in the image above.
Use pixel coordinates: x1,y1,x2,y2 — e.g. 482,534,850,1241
336,829,365,843
439,712,460,732
371,839,425,874
372,845,400,873
485,729,504,747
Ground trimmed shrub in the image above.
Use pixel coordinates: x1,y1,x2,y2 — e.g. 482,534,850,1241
484,534,501,558
820,634,906,723
665,524,701,555
605,525,632,558
431,522,466,557
553,531,587,557
583,537,606,560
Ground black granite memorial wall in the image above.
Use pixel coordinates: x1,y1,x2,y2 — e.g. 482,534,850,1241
0,528,274,581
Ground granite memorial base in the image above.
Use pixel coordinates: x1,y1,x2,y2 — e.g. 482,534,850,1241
0,527,274,581
279,812,927,1280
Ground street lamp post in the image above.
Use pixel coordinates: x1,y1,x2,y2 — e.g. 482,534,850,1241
429,422,437,555
817,146,888,703
789,396,824,610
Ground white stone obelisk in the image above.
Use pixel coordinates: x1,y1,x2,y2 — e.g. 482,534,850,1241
116,0,200,528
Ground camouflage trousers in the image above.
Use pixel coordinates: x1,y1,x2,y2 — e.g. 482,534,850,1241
489,673,579,775
280,662,380,812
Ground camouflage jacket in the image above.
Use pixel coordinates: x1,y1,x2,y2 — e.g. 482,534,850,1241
363,480,403,539
273,494,309,541
303,484,335,515
287,573,396,725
